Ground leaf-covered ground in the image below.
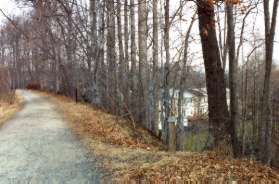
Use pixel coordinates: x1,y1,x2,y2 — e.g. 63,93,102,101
38,91,279,183
0,91,22,126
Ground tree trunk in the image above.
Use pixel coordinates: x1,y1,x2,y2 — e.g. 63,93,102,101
176,13,196,151
65,3,76,97
130,0,137,118
106,0,117,113
197,0,230,149
124,0,130,106
89,0,97,72
260,0,279,165
168,121,176,152
162,0,170,144
226,2,241,157
138,0,149,128
151,0,160,136
117,0,125,110
98,0,106,107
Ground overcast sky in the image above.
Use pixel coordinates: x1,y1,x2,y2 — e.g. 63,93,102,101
0,0,20,18
0,0,278,68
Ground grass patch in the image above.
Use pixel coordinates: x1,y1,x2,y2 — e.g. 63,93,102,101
36,91,279,183
184,129,212,152
0,91,22,127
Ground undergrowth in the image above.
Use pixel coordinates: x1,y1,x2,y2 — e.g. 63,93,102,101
0,91,22,126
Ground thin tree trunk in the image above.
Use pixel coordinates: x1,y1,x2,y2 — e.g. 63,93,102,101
226,2,241,157
89,0,97,72
162,0,170,144
130,0,137,119
152,0,160,136
260,0,279,165
124,0,130,105
98,0,106,107
117,0,125,110
176,13,196,151
138,0,149,128
106,0,117,113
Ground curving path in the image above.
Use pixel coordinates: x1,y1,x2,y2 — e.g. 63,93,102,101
0,90,102,184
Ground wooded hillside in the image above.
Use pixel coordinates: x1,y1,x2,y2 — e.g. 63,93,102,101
0,0,279,171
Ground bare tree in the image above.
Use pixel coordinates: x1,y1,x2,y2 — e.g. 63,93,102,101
151,0,160,136
260,0,279,165
130,0,138,119
138,0,149,128
106,0,117,112
177,13,196,151
117,0,125,110
162,0,170,144
226,1,241,157
197,0,230,149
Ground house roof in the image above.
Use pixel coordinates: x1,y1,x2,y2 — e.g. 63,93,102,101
162,87,230,99
187,89,206,97
165,88,206,98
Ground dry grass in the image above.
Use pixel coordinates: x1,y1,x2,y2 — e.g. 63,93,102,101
119,152,279,183
0,91,22,127
39,92,164,150
37,91,279,183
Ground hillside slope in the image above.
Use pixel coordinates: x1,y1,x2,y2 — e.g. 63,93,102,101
38,91,279,183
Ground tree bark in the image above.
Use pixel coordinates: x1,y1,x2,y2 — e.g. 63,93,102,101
197,0,230,149
124,0,130,105
152,0,160,136
130,0,137,118
226,2,241,157
89,0,97,72
106,0,117,113
98,0,106,107
117,0,125,110
162,0,171,144
138,0,149,128
260,0,279,165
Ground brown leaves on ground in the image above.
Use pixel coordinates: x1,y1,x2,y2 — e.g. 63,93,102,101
0,91,22,126
40,91,164,150
121,152,279,183
38,91,279,183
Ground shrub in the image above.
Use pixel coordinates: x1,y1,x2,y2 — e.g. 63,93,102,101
0,67,11,93
0,91,16,104
26,83,41,90
0,67,15,104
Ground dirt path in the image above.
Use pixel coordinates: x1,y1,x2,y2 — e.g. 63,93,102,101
0,90,102,184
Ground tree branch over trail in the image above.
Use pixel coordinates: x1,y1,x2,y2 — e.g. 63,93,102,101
0,8,30,40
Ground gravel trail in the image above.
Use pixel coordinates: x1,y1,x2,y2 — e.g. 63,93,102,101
0,90,102,184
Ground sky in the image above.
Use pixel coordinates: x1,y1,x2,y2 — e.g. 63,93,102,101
0,0,278,67
0,0,20,19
